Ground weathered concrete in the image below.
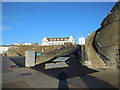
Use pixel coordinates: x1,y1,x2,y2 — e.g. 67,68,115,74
25,51,35,67
94,18,119,68
92,1,120,68
85,32,107,69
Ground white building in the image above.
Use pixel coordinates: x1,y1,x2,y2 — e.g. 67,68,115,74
13,43,21,45
41,36,76,46
79,37,85,45
14,43,33,45
22,43,32,45
0,46,12,55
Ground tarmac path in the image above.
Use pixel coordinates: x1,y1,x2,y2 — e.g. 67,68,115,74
2,56,119,89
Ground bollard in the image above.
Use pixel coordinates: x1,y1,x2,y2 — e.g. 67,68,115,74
25,51,35,67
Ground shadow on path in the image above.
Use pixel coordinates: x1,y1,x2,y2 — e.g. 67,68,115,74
58,72,69,90
8,56,25,67
80,74,119,89
32,55,98,79
32,55,118,89
6,56,118,89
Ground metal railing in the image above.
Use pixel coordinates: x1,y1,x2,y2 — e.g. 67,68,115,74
93,30,110,67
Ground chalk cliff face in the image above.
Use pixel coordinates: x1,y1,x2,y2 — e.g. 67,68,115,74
93,1,120,68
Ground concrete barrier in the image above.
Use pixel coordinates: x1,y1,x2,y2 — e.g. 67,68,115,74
25,51,35,67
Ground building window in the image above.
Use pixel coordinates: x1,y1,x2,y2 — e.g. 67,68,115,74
60,41,62,43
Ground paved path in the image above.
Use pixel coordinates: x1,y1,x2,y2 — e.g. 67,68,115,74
2,56,119,89
2,57,58,88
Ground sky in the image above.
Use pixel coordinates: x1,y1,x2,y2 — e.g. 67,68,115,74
2,2,116,45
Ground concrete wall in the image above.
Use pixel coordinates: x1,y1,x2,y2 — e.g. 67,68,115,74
98,22,118,47
93,6,120,68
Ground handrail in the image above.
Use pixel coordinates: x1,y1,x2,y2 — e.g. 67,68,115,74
94,30,110,60
93,30,110,66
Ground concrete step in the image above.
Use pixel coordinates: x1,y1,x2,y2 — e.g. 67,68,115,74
88,44,107,69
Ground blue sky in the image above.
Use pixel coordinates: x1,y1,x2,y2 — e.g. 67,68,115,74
2,2,115,45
